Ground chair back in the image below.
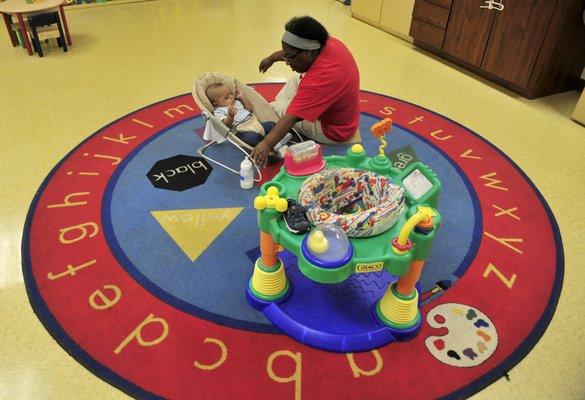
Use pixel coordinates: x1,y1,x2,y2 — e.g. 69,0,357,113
27,11,67,57
28,12,59,28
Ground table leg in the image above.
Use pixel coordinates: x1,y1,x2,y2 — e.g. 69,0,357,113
59,5,71,46
2,13,18,47
16,13,32,56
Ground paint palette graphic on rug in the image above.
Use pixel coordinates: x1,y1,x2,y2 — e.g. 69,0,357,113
22,85,563,400
425,303,498,367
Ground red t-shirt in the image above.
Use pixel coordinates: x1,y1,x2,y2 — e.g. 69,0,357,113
285,37,360,142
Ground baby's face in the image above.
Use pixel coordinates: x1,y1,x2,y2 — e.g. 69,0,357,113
212,87,234,107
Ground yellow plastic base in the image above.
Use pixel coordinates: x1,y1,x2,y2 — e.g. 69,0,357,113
250,258,288,298
377,283,419,328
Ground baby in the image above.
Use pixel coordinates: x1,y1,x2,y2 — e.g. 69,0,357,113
205,83,276,147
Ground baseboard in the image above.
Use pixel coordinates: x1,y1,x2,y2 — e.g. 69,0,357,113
379,26,413,44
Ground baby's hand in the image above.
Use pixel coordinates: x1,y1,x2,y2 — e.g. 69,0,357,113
228,105,237,116
235,89,243,100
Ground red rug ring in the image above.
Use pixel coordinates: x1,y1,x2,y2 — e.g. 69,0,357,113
22,85,563,399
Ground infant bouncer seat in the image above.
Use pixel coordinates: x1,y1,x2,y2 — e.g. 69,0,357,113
192,72,294,175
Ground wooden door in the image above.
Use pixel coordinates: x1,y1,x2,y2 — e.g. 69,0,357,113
442,0,496,67
481,0,557,88
380,0,415,38
351,0,384,25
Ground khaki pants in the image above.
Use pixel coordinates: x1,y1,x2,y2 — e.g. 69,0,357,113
270,74,338,144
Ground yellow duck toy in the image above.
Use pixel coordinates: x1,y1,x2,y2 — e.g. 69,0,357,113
307,230,329,254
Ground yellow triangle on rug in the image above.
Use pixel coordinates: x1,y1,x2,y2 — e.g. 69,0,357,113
151,208,243,261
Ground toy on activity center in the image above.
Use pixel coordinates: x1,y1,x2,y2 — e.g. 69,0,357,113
246,118,442,352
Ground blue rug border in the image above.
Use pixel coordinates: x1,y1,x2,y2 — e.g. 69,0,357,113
21,86,564,400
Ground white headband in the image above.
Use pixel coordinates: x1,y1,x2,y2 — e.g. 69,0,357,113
281,31,321,50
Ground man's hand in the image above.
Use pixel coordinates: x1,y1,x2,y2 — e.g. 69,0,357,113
259,51,284,72
251,113,298,167
250,140,273,168
259,56,275,73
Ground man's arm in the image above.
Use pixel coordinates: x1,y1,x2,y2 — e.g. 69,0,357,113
251,114,300,167
263,114,299,148
259,50,284,73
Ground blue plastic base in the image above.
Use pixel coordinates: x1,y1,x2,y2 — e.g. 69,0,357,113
373,283,423,341
246,278,293,311
245,251,423,352
374,309,422,342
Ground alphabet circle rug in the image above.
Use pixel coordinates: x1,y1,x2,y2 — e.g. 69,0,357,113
23,84,563,400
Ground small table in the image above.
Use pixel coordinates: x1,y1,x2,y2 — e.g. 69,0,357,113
0,0,71,56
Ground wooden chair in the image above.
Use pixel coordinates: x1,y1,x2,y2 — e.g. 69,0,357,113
27,11,67,57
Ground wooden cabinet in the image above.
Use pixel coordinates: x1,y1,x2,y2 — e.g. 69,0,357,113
426,0,453,7
441,1,494,66
409,0,585,99
406,0,451,51
413,0,450,28
409,18,446,49
481,0,556,88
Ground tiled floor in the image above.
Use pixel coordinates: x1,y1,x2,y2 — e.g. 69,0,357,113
0,0,584,398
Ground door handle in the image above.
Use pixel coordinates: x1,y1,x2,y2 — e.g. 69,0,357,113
480,1,505,11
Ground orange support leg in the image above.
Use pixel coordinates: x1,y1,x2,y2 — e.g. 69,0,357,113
396,260,426,296
259,231,278,268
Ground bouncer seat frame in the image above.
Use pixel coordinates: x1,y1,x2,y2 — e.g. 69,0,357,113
192,72,280,175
